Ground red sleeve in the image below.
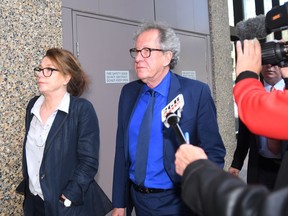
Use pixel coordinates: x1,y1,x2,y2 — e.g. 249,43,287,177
233,78,288,140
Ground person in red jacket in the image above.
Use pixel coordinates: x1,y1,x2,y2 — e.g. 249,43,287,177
174,39,288,216
229,63,288,190
234,39,288,140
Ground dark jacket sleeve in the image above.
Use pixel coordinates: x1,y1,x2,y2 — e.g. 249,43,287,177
200,85,226,167
112,89,129,208
230,119,251,170
181,160,288,216
62,98,100,204
112,83,141,209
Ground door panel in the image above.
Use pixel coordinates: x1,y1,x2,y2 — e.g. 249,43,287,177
174,33,211,87
74,13,138,198
155,0,209,34
99,0,154,21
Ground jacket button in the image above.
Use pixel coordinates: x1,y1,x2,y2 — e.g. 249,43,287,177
40,174,45,180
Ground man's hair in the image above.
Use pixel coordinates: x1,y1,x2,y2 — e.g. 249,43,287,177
133,21,180,69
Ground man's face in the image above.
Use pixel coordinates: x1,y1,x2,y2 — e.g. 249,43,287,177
261,64,282,85
133,29,171,88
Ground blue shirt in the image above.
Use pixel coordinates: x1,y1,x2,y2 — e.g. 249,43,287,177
128,72,174,189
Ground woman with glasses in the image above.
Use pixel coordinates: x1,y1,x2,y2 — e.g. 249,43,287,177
16,48,111,216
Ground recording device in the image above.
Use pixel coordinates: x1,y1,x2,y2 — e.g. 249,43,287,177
235,2,288,67
166,113,186,144
161,94,187,144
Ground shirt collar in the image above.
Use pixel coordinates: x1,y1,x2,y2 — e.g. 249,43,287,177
142,71,171,97
263,79,285,91
31,92,70,115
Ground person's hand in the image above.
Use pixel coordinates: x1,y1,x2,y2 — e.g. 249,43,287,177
228,167,240,177
235,39,262,77
280,66,288,78
112,208,125,216
175,144,208,176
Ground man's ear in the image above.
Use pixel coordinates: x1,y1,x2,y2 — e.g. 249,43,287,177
163,51,173,67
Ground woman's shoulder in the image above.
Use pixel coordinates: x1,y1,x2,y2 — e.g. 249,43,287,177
70,95,93,107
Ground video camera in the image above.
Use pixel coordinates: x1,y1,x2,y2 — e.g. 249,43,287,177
235,2,288,67
262,2,288,67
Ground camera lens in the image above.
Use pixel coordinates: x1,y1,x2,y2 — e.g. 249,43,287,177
261,41,288,67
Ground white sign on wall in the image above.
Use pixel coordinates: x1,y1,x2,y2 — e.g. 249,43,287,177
181,71,196,80
105,70,130,83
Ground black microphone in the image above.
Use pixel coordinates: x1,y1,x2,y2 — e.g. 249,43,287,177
235,3,288,41
166,113,186,144
235,14,269,41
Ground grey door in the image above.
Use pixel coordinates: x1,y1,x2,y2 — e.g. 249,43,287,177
71,12,139,199
62,9,211,207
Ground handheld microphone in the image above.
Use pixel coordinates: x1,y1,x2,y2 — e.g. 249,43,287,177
162,94,188,144
166,113,186,144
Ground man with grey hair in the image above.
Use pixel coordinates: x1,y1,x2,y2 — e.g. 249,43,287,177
112,20,226,216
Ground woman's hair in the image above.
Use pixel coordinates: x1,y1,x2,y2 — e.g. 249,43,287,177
45,48,89,96
133,21,181,69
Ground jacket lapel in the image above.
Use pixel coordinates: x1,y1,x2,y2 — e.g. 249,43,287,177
44,110,68,155
164,72,182,136
167,72,182,104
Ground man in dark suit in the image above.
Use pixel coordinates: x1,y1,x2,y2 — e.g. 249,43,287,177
112,21,226,216
229,64,288,190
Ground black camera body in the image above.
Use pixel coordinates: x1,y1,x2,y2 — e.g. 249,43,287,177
261,41,288,67
235,3,288,67
261,2,288,67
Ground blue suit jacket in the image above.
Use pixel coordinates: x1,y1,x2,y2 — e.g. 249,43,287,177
112,72,226,210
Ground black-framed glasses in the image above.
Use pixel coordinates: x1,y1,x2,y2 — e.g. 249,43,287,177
129,47,166,58
34,67,59,77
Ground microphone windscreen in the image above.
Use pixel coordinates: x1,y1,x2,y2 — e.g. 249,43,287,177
235,14,268,41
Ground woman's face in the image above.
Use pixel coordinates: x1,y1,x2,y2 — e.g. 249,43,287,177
35,56,71,96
